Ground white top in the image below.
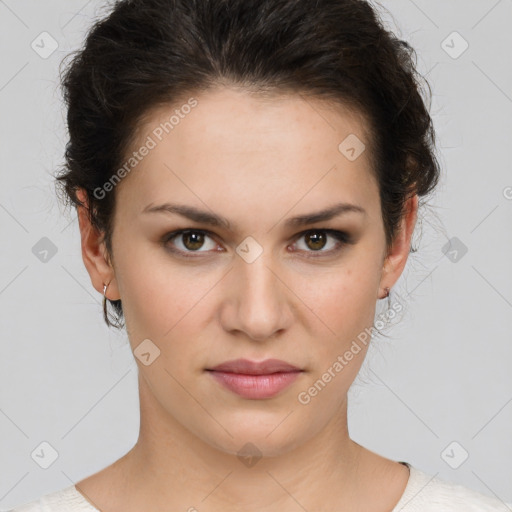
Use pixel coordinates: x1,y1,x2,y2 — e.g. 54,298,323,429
6,463,512,511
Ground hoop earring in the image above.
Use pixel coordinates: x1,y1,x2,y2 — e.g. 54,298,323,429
103,281,110,325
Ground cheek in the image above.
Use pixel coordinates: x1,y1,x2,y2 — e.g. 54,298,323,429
296,265,378,335
292,271,376,401
115,250,217,353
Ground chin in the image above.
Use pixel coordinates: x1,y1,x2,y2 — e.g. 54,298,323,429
194,415,309,460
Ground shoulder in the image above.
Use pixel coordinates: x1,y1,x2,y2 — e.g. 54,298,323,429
5,485,98,512
396,464,512,511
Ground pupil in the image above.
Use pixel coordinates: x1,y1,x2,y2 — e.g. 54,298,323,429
184,232,204,250
306,232,326,251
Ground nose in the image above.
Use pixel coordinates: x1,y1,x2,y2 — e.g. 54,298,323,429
219,252,294,342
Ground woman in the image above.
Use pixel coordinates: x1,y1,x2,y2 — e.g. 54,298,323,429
9,0,510,510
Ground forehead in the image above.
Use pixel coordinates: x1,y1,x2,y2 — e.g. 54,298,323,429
116,86,379,221
136,86,372,152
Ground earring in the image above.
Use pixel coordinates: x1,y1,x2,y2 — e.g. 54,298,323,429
102,280,124,329
103,281,110,321
383,286,390,298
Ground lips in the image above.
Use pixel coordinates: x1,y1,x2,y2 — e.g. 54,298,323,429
206,358,303,399
207,358,302,375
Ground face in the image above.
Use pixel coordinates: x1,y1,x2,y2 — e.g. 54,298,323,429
79,86,417,458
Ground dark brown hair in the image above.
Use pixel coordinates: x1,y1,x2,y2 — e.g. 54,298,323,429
55,0,441,329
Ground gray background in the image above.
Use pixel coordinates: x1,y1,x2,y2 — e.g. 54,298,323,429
1,0,511,509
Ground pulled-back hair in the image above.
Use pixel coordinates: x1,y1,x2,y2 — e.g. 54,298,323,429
55,0,441,329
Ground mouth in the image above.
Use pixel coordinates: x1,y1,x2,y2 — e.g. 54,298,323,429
206,358,302,375
205,359,303,399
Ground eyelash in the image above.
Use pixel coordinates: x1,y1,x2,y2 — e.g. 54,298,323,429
161,228,352,259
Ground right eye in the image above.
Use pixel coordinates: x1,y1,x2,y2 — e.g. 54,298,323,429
162,229,221,257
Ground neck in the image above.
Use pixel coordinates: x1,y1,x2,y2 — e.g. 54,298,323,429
114,375,366,511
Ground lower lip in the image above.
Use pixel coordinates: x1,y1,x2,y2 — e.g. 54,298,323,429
208,370,302,399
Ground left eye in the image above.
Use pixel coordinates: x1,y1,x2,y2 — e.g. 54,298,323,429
291,229,348,255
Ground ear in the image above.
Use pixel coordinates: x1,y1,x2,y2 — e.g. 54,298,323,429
379,194,418,297
76,188,120,301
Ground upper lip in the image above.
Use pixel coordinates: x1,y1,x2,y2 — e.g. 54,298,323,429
207,358,302,375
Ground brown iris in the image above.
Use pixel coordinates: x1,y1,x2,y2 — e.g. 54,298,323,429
304,231,327,251
182,231,205,251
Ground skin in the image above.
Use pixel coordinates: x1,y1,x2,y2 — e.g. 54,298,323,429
75,86,418,512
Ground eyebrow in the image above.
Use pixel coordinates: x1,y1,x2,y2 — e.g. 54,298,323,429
142,201,366,230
